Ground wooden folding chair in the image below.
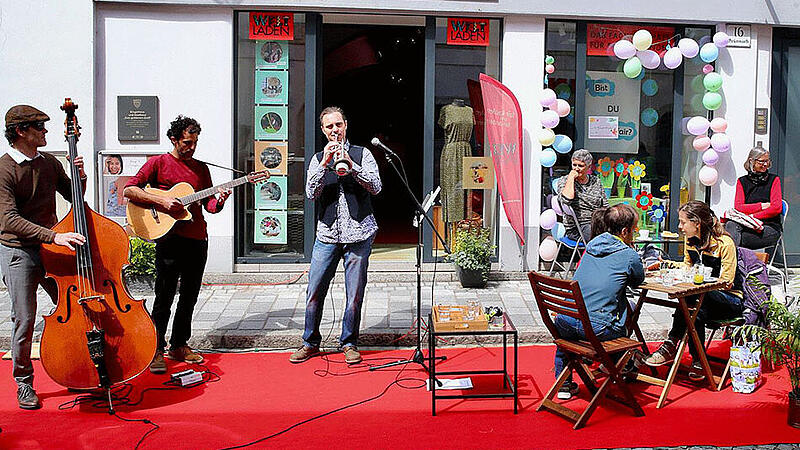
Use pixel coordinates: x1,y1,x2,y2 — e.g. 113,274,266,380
528,271,645,429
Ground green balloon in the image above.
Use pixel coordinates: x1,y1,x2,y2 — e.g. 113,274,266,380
691,74,705,93
624,57,643,79
545,55,555,64
703,72,723,92
703,92,723,110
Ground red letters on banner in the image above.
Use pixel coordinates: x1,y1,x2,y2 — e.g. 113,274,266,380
586,23,675,56
249,12,294,40
447,18,490,46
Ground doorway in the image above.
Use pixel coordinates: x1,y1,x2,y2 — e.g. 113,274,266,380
321,20,425,259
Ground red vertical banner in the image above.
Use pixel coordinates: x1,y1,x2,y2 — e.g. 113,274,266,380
466,79,485,150
478,74,525,244
249,12,294,40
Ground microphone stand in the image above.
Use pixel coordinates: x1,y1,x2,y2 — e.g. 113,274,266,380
369,146,450,384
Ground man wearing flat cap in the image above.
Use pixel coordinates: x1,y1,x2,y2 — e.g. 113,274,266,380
0,105,87,409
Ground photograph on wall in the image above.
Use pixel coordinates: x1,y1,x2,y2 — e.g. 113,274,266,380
584,70,640,153
253,141,288,175
255,40,289,70
254,176,287,210
101,154,150,176
461,156,494,189
255,70,288,105
254,210,287,244
254,106,288,140
102,176,132,218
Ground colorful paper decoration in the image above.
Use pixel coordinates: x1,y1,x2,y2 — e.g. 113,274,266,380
635,191,654,210
649,204,666,223
597,157,614,176
614,158,629,177
628,161,646,181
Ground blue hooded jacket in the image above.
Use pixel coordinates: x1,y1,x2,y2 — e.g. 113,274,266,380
573,232,645,332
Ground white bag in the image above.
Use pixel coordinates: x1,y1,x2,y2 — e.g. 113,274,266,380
729,340,762,394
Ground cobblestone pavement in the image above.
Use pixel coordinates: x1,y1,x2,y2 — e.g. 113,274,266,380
1,271,797,352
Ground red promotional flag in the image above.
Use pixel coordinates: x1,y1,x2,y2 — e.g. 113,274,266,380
478,73,525,244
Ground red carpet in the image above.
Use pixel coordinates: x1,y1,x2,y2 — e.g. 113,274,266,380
1,344,798,449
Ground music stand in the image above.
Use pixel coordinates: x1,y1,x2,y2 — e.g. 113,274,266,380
370,151,450,381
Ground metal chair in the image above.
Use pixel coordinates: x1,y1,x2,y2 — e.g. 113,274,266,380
528,271,645,429
547,200,588,279
766,200,789,297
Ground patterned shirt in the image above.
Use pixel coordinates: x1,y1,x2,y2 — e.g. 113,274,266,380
306,141,382,244
557,173,608,234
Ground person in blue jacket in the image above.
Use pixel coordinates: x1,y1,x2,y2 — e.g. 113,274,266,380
553,203,645,399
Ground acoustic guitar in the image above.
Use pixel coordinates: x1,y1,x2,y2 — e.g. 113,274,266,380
126,170,269,240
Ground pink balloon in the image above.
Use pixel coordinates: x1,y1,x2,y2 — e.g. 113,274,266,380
710,117,728,133
686,116,710,135
545,64,555,74
703,149,720,166
539,236,559,261
539,89,557,107
710,132,731,152
663,47,683,69
703,64,714,74
693,135,711,151
551,195,563,215
555,99,571,117
613,40,637,59
540,110,560,129
638,50,660,69
540,209,557,230
699,165,719,186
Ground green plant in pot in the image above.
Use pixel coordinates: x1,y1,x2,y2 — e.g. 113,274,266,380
124,236,156,289
736,298,800,428
446,227,494,288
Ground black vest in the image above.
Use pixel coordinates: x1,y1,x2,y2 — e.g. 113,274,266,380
739,173,781,229
315,145,374,226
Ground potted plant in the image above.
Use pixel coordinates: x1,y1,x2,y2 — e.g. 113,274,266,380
124,236,157,291
446,227,495,288
736,298,800,428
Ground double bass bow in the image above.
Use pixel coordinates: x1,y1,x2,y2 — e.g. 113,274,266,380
39,98,157,391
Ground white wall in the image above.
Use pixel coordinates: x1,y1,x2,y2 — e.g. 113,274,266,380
0,0,95,200
96,4,234,272
499,17,545,271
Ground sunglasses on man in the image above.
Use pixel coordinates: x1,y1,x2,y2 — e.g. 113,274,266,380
21,121,46,131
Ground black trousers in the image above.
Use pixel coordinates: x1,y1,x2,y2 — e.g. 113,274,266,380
152,235,208,351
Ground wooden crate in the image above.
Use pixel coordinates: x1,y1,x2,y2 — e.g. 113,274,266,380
432,305,488,332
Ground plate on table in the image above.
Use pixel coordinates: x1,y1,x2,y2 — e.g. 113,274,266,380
704,277,719,283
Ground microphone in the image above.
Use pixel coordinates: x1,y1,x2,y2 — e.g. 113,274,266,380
370,137,399,159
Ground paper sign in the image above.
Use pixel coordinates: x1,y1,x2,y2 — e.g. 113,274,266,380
249,12,293,40
586,23,675,56
255,70,288,104
462,156,494,189
254,141,287,175
254,106,288,140
254,176,288,210
255,40,289,70
446,18,490,46
254,210,287,244
588,116,619,139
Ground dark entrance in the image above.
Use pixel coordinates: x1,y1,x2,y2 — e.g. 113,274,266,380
321,23,425,246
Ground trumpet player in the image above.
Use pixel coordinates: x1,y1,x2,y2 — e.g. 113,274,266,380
291,106,382,366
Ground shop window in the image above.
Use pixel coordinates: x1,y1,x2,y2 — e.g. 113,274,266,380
234,12,306,262
433,17,502,253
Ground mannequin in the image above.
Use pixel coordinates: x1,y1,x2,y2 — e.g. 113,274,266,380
438,99,474,225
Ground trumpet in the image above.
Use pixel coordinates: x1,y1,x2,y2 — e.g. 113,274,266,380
331,132,351,176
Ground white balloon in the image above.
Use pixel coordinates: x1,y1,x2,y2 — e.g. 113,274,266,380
663,47,683,69
538,128,556,146
539,88,557,107
710,132,731,152
540,209,557,230
638,50,661,69
699,165,719,186
703,149,720,166
555,99,571,117
613,40,637,59
713,32,730,48
539,236,559,261
678,38,699,58
541,110,560,129
632,30,653,51
686,116,711,136
710,117,728,133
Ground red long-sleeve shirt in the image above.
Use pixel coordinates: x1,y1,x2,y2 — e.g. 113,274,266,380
734,176,782,220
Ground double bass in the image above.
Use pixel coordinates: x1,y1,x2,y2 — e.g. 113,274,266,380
39,99,157,390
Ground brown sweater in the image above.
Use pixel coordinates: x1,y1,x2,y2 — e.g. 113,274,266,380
0,152,73,247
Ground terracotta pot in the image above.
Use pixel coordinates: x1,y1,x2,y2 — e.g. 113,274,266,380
789,391,800,428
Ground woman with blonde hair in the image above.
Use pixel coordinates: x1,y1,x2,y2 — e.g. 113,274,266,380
644,201,743,381
724,145,782,250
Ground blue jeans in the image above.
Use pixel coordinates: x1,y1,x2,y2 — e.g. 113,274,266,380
553,315,626,382
668,289,743,360
302,236,374,348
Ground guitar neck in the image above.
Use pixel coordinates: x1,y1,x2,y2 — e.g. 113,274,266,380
179,175,250,205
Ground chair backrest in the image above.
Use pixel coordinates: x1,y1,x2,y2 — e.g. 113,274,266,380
782,199,789,222
754,251,769,264
528,271,602,347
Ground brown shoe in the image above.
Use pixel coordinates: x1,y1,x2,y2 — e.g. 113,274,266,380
168,346,204,364
17,383,40,410
342,346,362,365
149,352,167,374
289,346,319,363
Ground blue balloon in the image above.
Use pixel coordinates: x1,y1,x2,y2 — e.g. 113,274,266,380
551,222,566,240
642,79,658,97
552,135,573,154
641,108,659,127
634,68,646,80
540,149,557,168
699,43,719,63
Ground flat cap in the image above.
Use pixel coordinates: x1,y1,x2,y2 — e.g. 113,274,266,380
5,105,50,128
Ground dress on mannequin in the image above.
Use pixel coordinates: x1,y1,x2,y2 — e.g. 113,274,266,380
438,99,474,224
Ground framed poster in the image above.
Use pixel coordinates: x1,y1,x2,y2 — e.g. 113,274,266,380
462,156,494,189
255,70,288,105
255,40,289,69
254,176,287,210
254,210,287,244
253,141,287,175
103,176,131,218
254,106,287,140
97,152,159,220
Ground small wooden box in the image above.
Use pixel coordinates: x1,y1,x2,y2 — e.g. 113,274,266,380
432,305,488,332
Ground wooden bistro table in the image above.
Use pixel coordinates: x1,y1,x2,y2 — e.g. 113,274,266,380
626,278,729,408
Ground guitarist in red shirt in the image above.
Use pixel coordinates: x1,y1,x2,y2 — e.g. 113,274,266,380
124,115,230,374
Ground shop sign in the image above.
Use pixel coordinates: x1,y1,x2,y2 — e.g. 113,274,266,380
447,18,490,46
755,107,768,134
249,12,293,40
586,23,675,56
726,24,751,48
